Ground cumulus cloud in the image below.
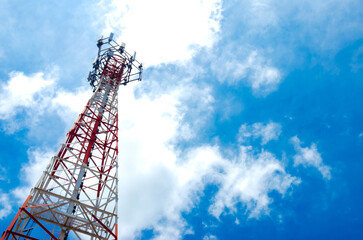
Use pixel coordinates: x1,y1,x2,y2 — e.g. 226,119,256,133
290,136,331,179
0,69,91,134
117,85,216,239
0,70,56,120
99,0,222,66
238,121,282,145
115,86,298,239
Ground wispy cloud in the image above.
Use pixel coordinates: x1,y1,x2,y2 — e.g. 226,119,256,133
209,49,282,96
0,191,12,219
290,136,331,179
203,234,218,240
238,121,282,145
228,0,363,56
0,166,7,182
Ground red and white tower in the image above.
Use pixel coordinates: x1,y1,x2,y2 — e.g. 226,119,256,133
1,33,142,240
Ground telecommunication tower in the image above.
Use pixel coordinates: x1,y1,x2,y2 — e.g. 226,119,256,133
1,33,142,240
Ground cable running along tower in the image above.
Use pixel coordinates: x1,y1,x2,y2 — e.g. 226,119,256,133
2,33,142,240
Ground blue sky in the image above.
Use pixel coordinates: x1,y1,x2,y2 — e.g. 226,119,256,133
0,0,362,239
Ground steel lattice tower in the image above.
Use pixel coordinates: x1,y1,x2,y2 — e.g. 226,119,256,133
1,33,142,240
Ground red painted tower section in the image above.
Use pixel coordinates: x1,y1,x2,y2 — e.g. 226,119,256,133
1,33,142,240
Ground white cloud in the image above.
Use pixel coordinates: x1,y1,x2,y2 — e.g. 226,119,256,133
210,50,282,96
238,121,282,145
0,69,92,135
290,136,331,179
99,0,222,66
0,69,91,209
0,70,56,120
209,146,299,218
117,86,218,239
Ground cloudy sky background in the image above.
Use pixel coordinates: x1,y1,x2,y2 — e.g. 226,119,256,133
0,0,362,239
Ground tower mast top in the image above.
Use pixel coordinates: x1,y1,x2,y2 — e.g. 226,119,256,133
88,32,143,90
